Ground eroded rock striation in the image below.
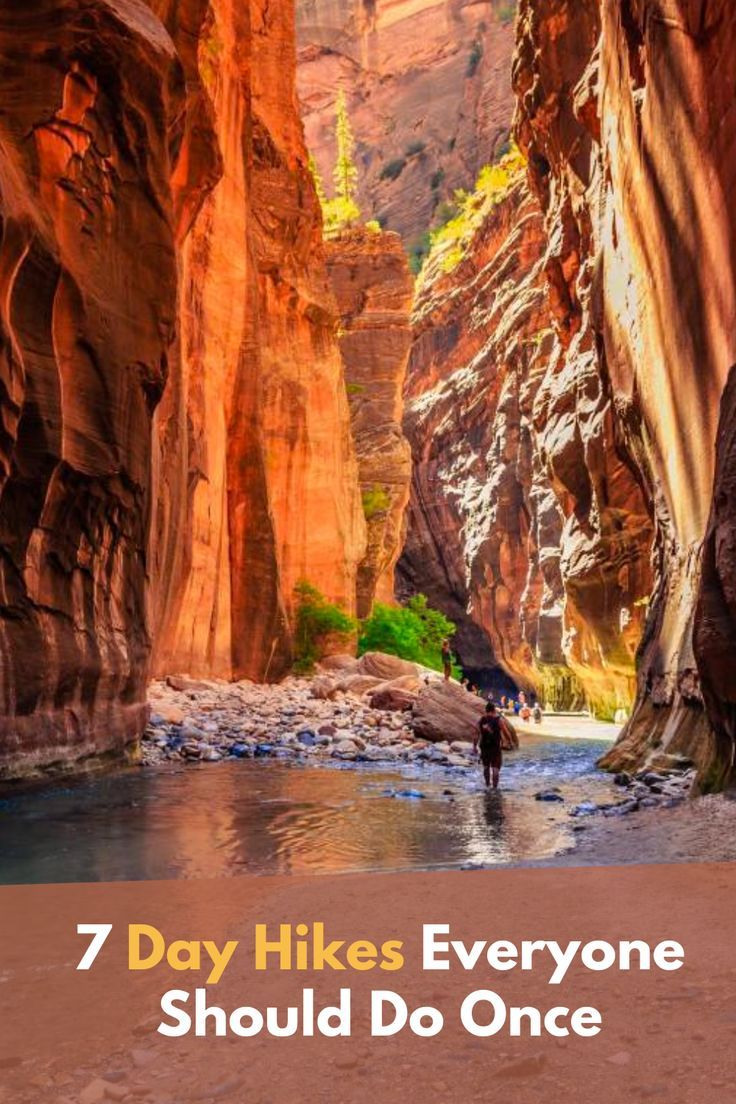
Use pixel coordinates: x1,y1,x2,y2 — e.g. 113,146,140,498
296,0,516,242
326,228,413,615
0,0,366,778
512,0,736,777
405,0,736,784
0,0,185,778
400,172,652,715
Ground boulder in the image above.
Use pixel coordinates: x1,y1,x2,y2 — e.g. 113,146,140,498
149,701,185,725
411,683,519,747
357,651,420,680
310,677,338,700
368,676,423,712
319,654,360,674
165,675,218,693
337,674,385,696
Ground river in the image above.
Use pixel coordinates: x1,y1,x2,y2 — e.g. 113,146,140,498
0,735,619,884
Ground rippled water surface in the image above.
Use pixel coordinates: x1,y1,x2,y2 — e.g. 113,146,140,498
0,736,618,884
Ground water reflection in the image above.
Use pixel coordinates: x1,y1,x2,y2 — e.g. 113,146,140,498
0,737,617,884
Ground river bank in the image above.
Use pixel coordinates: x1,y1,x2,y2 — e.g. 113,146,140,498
2,663,728,885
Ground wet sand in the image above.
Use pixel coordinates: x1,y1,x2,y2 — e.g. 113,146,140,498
554,792,736,867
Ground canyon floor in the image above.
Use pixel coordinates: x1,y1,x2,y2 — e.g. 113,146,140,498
2,671,735,885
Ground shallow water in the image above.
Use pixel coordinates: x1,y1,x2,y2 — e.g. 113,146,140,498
0,736,618,884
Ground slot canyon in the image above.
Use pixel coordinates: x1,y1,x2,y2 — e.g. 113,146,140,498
0,0,734,797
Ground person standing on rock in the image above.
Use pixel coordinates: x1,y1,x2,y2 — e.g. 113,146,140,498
474,701,503,789
441,639,453,682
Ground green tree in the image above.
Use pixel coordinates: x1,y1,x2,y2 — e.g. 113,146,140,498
359,594,459,674
308,153,328,210
293,581,357,674
333,89,359,218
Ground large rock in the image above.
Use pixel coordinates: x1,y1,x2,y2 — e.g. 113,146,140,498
296,0,516,242
368,676,423,712
357,651,421,680
411,682,518,747
326,228,413,615
694,365,736,789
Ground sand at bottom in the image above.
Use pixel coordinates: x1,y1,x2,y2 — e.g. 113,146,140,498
512,713,621,743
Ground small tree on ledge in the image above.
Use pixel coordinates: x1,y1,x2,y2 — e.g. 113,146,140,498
309,89,362,238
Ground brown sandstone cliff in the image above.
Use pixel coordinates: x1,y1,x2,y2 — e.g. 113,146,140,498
0,0,366,779
0,0,186,778
296,0,516,243
400,175,653,714
513,0,736,777
325,228,413,616
150,0,366,684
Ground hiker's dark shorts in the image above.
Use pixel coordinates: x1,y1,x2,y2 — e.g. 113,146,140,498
480,744,502,769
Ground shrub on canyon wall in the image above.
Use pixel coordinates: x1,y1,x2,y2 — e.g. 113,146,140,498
358,594,459,674
293,582,357,673
425,141,526,275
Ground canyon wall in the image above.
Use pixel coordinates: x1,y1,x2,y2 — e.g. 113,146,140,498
400,176,652,714
0,0,366,778
150,0,366,684
512,0,736,777
0,0,184,778
325,228,413,616
296,0,516,243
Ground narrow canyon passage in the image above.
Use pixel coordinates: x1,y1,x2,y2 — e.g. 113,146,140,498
0,0,735,871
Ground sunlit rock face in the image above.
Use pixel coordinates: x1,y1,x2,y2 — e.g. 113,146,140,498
296,0,516,243
150,0,366,684
0,0,187,779
325,228,413,616
400,177,650,714
514,0,736,776
0,0,365,778
400,186,551,693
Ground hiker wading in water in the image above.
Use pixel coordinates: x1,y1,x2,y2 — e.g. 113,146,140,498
474,701,503,789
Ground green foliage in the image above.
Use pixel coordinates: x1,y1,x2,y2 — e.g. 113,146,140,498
380,158,406,182
200,22,223,88
365,219,382,233
308,91,363,239
308,154,328,209
407,231,431,275
346,381,365,396
358,594,458,674
493,0,517,25
293,581,356,674
362,485,392,520
430,168,445,192
334,89,358,208
405,139,427,157
423,141,527,276
467,40,483,77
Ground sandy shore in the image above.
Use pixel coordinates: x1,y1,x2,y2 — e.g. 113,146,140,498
512,713,621,743
554,792,736,866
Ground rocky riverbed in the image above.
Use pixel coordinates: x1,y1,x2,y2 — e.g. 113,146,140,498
144,653,696,822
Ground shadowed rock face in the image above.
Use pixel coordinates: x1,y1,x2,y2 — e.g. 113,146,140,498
296,0,516,242
0,0,366,778
696,366,736,787
325,228,413,616
0,0,186,778
513,0,736,776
